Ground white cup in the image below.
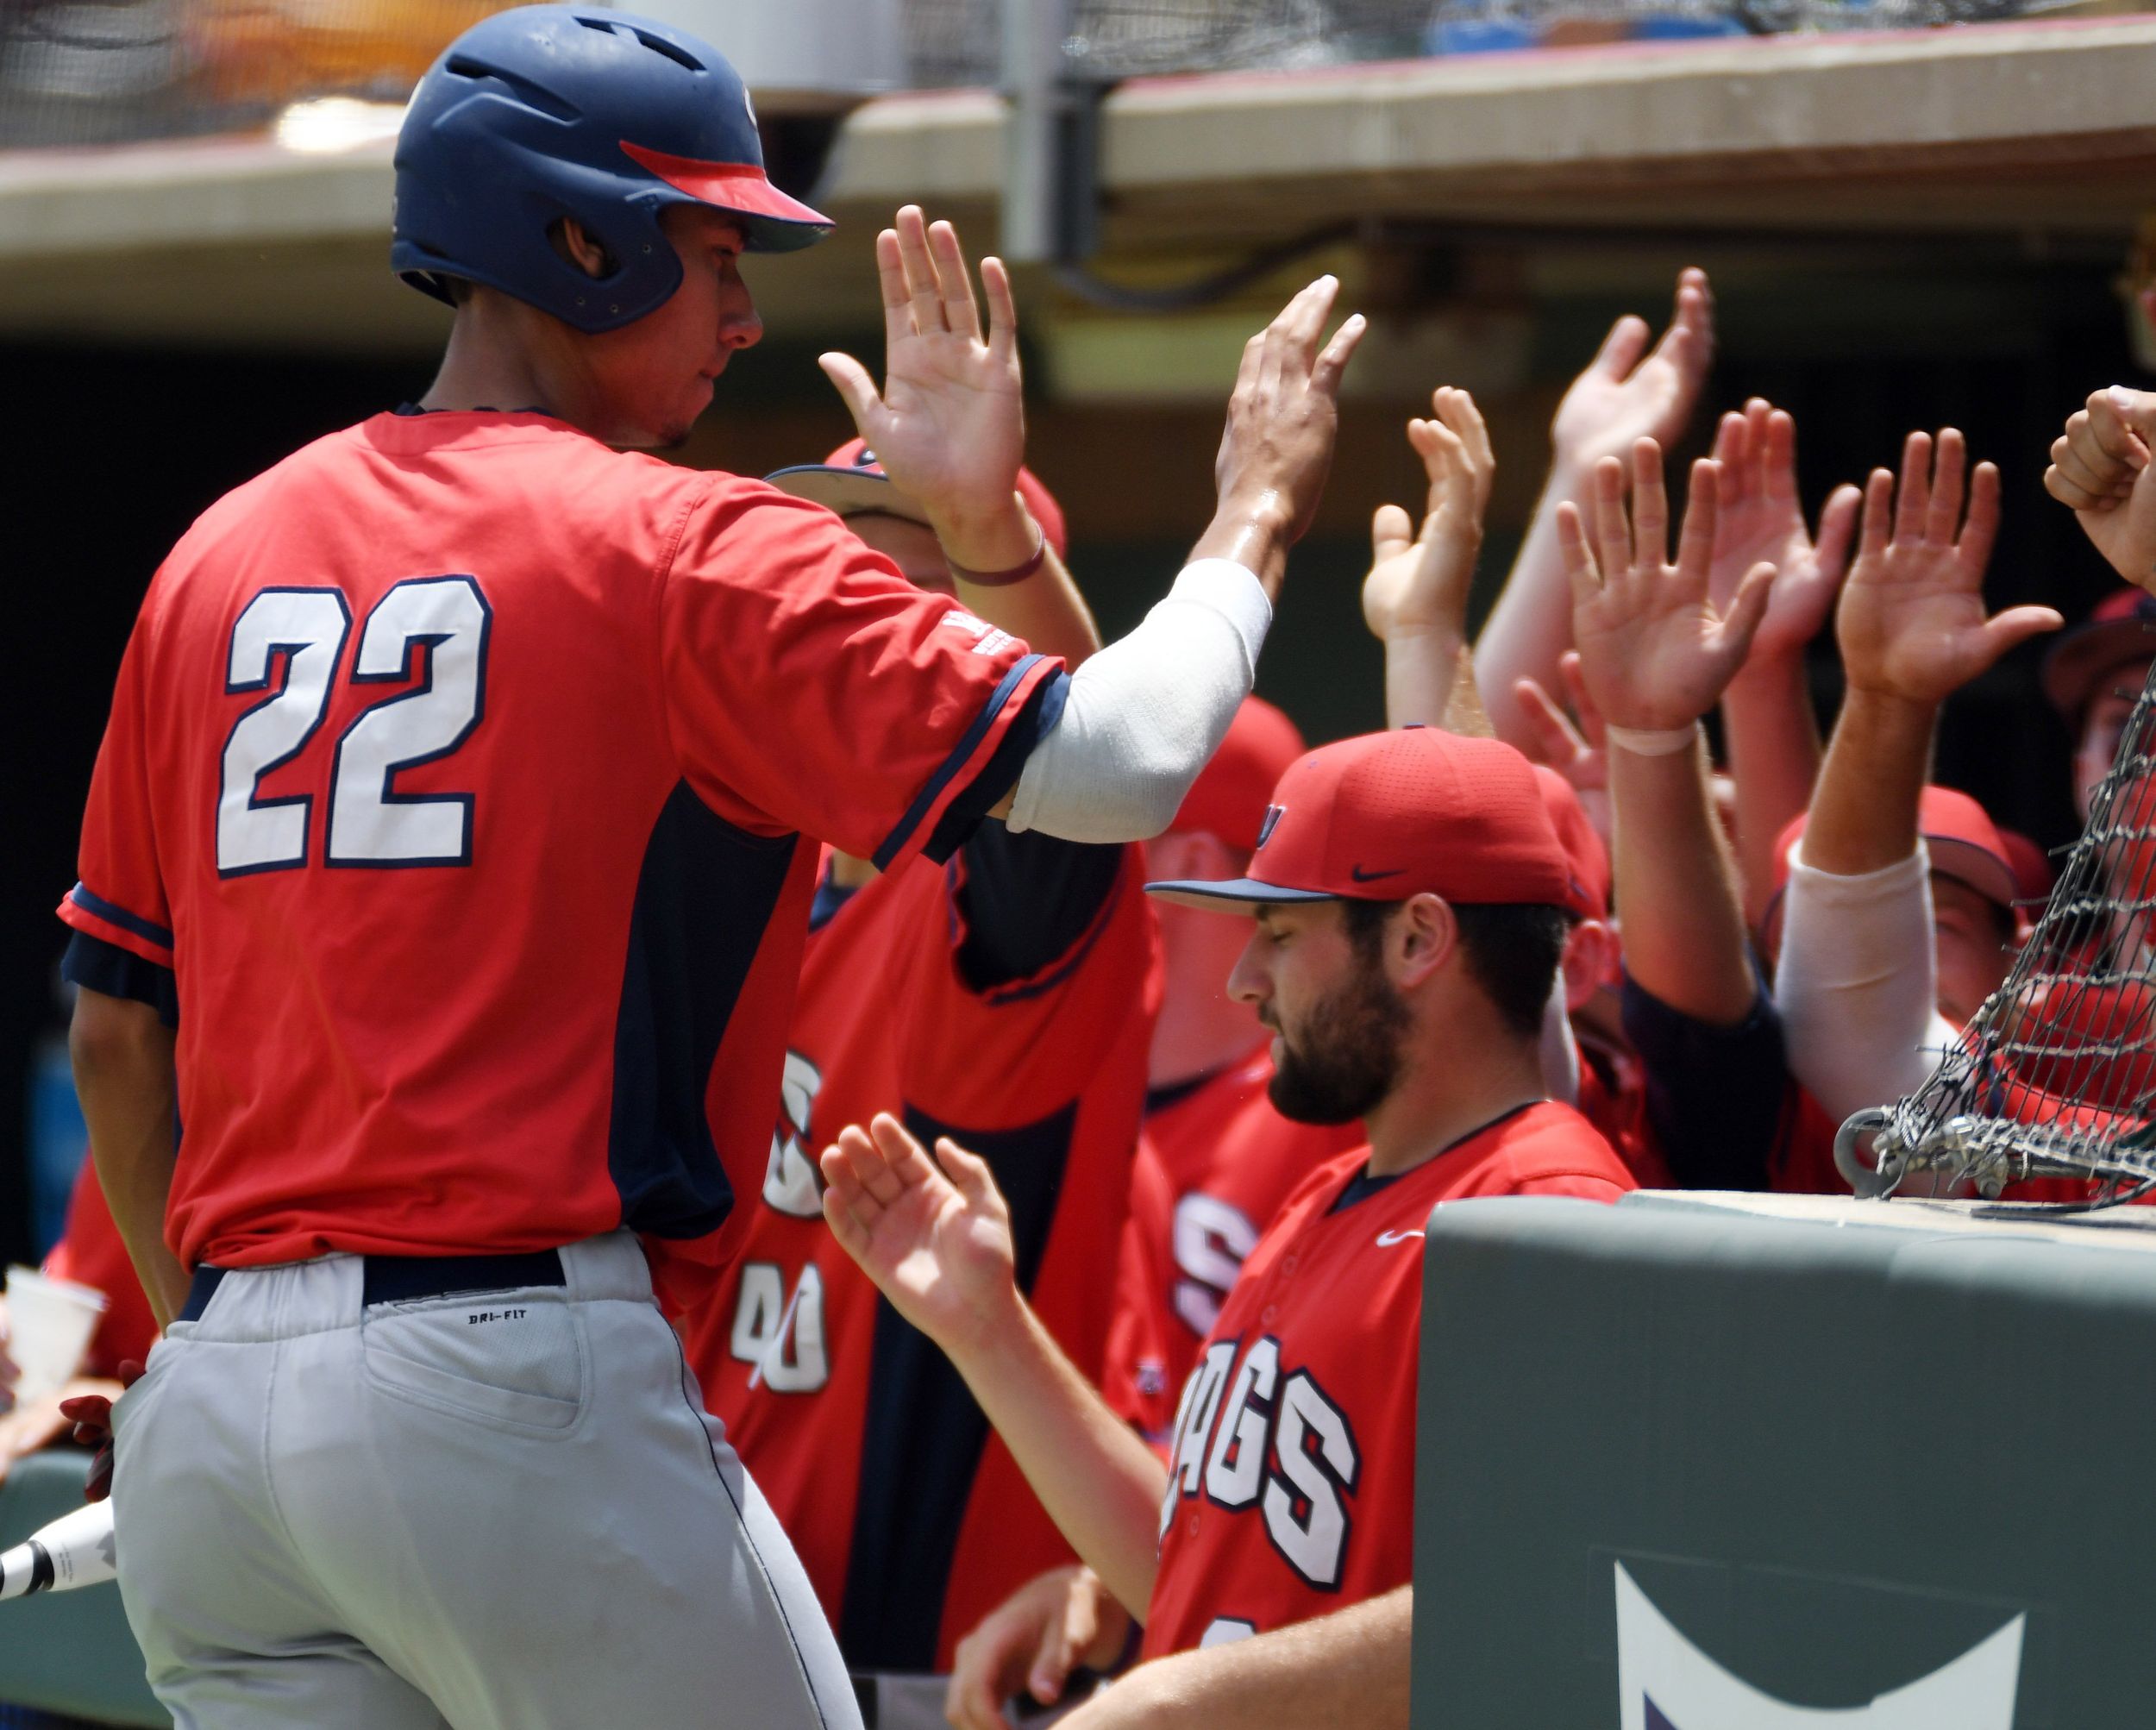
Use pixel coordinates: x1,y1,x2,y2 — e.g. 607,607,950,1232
4,1266,108,1406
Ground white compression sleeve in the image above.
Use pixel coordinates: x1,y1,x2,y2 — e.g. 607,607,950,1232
1776,840,1960,1125
1008,559,1272,843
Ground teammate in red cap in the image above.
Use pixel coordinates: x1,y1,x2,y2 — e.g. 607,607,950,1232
676,435,1162,1713
818,724,1632,1721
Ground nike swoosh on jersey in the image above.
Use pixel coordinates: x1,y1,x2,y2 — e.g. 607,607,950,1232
1350,864,1404,882
1375,1228,1425,1246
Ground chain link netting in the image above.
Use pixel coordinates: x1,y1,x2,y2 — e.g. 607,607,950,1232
1858,661,2156,1210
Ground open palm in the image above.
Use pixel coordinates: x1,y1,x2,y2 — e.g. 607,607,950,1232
820,1113,1016,1354
1708,399,1859,662
1564,440,1773,733
1551,268,1714,473
1837,429,2059,706
1362,385,1494,642
818,206,1025,527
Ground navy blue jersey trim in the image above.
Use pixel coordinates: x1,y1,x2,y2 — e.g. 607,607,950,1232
68,884,173,952
607,781,800,1242
871,656,1057,872
977,868,1125,1006
61,931,179,1028
924,665,1067,868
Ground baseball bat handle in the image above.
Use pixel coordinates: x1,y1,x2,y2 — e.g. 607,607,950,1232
0,1500,116,1601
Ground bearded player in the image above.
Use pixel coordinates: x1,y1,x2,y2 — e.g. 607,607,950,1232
822,726,1633,1728
53,6,1363,1725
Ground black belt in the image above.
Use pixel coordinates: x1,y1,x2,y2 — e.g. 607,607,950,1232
178,1249,567,1323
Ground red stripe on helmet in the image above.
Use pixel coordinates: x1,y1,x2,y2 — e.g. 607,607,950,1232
618,141,831,229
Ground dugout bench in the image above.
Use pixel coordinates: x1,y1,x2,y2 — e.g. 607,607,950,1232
0,1450,163,1727
1412,1190,2156,1727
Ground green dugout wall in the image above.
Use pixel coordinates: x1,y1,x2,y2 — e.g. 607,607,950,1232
1413,1192,2156,1727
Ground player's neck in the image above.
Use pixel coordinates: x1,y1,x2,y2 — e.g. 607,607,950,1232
1360,1021,1546,1180
421,303,587,429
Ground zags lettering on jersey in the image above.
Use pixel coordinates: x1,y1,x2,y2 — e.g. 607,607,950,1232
730,1262,829,1393
1164,1338,1360,1590
1172,1193,1260,1338
215,576,491,876
217,588,352,875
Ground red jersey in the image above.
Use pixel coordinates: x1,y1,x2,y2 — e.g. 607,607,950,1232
1144,1101,1632,1657
1102,1048,1359,1442
683,832,1159,1672
57,411,1060,1305
1576,1030,1674,1189
43,1159,159,1379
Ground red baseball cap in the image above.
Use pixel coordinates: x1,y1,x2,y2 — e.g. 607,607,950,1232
1998,827,2054,909
1761,785,2019,944
1533,768,1608,922
2040,586,2156,720
1146,726,1575,912
765,438,1069,559
1169,697,1307,852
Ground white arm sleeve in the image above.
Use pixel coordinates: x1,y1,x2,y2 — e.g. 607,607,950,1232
1008,559,1272,843
1775,840,1960,1125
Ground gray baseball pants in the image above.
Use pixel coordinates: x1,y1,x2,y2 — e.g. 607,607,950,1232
109,1232,862,1729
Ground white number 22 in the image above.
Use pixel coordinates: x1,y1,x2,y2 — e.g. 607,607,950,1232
217,576,491,875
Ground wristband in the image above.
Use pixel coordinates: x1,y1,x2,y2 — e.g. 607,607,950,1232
945,525,1047,588
1604,720,1701,757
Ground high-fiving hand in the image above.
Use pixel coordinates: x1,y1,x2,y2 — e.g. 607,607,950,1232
1839,429,2059,708
818,206,1029,564
1550,268,1715,477
1362,385,1494,644
1708,398,1860,665
819,1113,1017,1357
1560,441,1774,734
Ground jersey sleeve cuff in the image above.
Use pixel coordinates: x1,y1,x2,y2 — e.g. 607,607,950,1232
58,882,174,970
873,656,1067,871
61,930,179,1027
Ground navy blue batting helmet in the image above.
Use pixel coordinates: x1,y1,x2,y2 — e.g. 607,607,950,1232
392,5,832,334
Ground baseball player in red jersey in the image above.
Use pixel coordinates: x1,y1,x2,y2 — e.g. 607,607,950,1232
53,9,1363,1725
821,726,1633,1727
677,440,1164,1711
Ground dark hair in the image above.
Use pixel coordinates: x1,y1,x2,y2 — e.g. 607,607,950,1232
1339,897,1570,1042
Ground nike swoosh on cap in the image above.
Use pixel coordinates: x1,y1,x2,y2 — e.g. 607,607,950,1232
1350,864,1404,882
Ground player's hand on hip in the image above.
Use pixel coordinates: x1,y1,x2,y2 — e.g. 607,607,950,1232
818,206,1036,572
2048,386,2156,593
1362,385,1493,646
820,1113,1018,1357
945,1564,1129,1730
1837,429,2060,708
1560,440,1773,733
1549,267,1714,482
1201,276,1366,593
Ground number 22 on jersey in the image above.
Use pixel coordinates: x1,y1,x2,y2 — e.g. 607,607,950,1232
217,576,492,875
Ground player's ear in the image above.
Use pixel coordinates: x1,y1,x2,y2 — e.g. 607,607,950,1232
1392,893,1457,992
548,216,617,281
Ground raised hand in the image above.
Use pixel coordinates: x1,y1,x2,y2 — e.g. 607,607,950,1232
2046,386,2156,592
1514,654,1612,843
1206,276,1367,591
1561,441,1774,733
1362,386,1494,644
818,206,1031,567
1550,268,1714,477
818,1113,1017,1356
1708,400,1860,665
1838,429,2060,707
